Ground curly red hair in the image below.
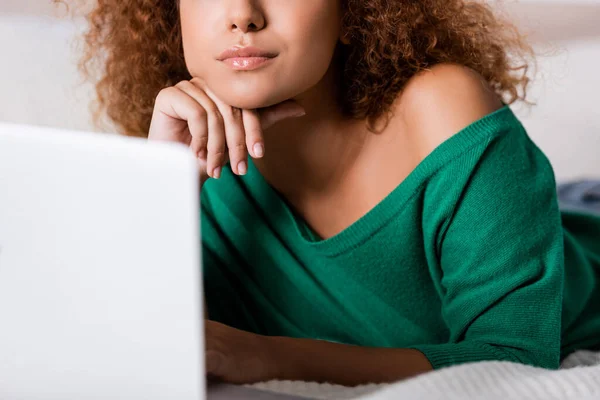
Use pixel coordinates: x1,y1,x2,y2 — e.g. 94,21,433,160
56,0,534,137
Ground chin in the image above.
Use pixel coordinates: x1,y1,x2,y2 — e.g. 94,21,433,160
218,96,273,110
211,78,297,110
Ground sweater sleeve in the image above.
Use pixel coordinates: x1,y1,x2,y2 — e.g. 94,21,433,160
408,126,565,370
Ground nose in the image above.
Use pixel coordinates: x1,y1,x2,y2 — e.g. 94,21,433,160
227,1,265,33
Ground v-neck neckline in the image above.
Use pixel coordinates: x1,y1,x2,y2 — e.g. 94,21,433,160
243,105,517,257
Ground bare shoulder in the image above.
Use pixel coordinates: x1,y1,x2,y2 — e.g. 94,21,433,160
394,63,504,155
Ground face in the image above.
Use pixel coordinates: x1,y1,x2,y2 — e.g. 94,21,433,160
179,0,347,110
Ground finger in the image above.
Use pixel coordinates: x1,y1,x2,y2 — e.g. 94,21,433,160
176,80,224,166
202,85,248,176
242,109,265,159
155,86,208,153
206,350,226,379
225,107,248,175
191,76,305,132
198,157,209,187
177,81,226,178
172,82,212,159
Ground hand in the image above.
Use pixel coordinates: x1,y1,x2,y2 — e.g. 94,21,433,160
147,77,306,187
205,320,279,384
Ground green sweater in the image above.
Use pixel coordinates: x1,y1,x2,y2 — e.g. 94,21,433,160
201,105,600,370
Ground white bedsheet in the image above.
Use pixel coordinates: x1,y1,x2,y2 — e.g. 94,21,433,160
247,350,600,399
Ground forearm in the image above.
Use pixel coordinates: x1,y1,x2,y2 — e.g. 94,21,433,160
268,336,433,386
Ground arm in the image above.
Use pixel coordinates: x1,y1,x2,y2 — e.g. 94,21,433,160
270,336,432,385
398,64,564,369
205,319,432,385
405,126,564,370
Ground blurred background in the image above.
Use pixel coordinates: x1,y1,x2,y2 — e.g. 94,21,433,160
0,0,598,183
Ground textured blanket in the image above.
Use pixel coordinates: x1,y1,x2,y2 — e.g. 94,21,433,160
247,350,600,399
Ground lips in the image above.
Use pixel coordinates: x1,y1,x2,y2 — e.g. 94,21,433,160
217,46,278,61
221,56,275,71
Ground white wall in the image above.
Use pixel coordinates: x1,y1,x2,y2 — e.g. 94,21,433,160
498,0,600,182
0,13,96,132
0,0,599,181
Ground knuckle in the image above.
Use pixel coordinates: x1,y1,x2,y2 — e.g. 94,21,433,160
190,106,207,119
208,148,226,158
227,106,242,120
205,105,221,119
195,135,208,147
233,107,243,118
175,80,191,89
230,142,246,153
190,77,205,87
155,87,174,102
212,109,224,123
245,128,262,139
191,140,206,155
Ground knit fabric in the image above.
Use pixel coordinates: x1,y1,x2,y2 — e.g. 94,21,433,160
201,105,600,371
243,350,600,400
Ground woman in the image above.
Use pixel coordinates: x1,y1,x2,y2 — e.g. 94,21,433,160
63,0,600,386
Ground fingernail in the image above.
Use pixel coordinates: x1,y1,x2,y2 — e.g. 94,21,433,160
213,167,221,179
293,110,306,117
237,161,247,176
253,143,264,158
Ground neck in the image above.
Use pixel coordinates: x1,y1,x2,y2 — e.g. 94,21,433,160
254,58,370,201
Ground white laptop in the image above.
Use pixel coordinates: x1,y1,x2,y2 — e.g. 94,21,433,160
0,123,307,400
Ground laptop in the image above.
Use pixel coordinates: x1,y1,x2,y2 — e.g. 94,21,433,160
0,123,308,400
